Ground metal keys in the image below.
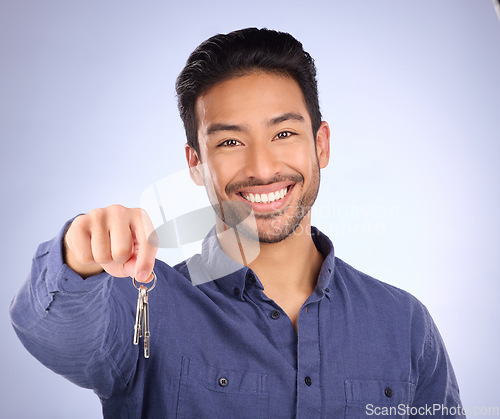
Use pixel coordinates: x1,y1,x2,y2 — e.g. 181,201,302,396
133,287,149,355
132,271,156,358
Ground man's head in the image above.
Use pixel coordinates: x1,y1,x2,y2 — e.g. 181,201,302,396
176,27,322,157
176,28,330,244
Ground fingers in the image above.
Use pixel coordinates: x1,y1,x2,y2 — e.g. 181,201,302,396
65,215,93,265
64,214,105,278
109,214,134,265
90,218,112,265
64,206,157,281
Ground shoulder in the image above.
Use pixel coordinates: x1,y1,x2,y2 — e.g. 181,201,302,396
334,257,419,302
331,258,437,367
332,257,430,327
332,258,462,403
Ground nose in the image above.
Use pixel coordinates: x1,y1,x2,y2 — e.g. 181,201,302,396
242,142,282,181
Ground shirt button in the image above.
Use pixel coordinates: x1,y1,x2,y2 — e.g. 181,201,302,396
233,288,240,296
270,310,281,320
384,387,393,398
218,377,229,387
248,273,256,283
304,376,312,386
325,288,330,293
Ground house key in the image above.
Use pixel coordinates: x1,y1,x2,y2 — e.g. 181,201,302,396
133,271,157,358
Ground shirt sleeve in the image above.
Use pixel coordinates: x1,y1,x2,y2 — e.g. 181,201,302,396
9,218,139,399
412,304,465,417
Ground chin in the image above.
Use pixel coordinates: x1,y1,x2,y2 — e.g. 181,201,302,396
238,216,303,244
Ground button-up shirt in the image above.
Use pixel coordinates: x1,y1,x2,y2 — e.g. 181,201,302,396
10,220,464,418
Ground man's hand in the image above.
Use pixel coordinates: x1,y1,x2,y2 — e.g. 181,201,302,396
64,205,157,282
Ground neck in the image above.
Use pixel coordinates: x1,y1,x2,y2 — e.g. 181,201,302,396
216,214,324,297
216,214,324,331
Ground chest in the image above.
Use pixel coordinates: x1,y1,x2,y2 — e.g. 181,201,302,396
121,285,417,418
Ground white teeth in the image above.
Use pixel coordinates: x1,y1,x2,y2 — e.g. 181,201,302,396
242,187,289,204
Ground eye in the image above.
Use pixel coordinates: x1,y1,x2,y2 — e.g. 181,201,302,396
218,139,241,147
275,131,295,140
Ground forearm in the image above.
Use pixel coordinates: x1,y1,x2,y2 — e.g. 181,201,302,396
10,220,136,398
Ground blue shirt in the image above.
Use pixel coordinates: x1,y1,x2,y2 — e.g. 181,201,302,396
10,220,464,418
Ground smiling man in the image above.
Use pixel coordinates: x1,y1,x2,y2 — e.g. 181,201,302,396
186,71,330,329
11,28,464,417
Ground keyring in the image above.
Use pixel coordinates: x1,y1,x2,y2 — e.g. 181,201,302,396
132,270,156,358
132,271,157,291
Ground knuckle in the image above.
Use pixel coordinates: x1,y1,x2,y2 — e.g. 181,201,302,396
65,221,89,251
133,207,147,221
89,207,106,222
108,204,128,217
69,214,87,233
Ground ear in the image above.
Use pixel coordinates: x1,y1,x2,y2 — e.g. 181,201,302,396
185,144,204,186
315,121,331,169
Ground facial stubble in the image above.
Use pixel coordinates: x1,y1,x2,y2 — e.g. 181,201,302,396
207,161,321,244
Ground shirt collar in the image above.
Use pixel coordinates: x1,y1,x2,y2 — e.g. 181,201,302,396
199,227,250,298
310,226,336,301
198,226,335,299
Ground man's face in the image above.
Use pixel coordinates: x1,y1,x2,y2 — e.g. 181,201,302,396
187,72,330,243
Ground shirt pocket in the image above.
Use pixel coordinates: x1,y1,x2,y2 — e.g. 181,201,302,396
176,356,269,419
344,379,416,419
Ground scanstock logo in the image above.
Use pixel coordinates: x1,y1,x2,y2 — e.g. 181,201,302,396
139,164,260,285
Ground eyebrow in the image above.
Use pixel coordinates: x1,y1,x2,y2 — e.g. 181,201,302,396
267,112,305,126
206,123,247,135
205,112,306,136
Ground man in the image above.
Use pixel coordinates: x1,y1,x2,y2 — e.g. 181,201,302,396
10,28,464,417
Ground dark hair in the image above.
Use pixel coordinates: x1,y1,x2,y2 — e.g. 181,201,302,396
175,27,322,156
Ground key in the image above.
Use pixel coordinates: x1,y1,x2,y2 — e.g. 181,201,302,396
132,271,157,358
142,289,150,358
133,287,144,345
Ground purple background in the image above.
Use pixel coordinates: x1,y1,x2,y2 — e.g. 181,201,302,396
1,1,499,417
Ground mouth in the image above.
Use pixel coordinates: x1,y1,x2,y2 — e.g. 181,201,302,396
234,182,295,211
239,185,291,204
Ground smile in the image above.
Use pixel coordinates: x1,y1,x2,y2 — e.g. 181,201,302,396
240,186,290,204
